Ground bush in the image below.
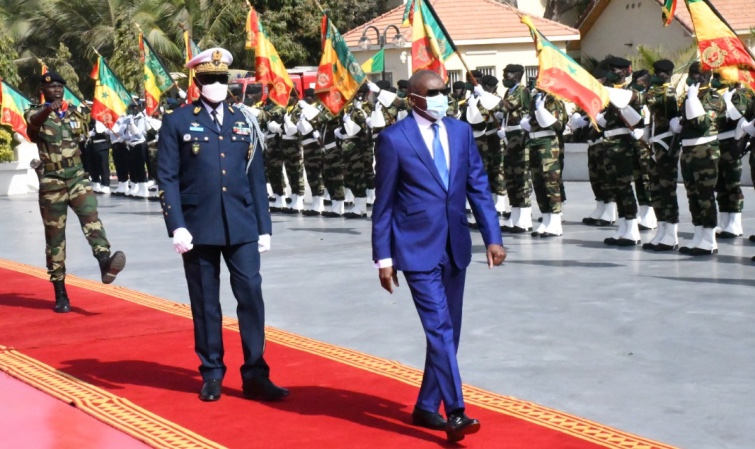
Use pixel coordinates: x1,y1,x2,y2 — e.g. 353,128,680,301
0,125,15,163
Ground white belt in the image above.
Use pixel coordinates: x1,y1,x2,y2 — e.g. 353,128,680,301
649,131,673,150
484,129,499,136
587,138,603,147
603,127,631,138
324,142,337,150
717,130,736,141
682,135,717,147
339,135,357,141
528,130,556,139
505,125,522,132
473,130,486,139
281,136,298,141
128,140,146,146
92,139,107,144
301,137,318,146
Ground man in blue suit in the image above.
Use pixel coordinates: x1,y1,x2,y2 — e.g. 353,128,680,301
372,70,506,442
158,48,287,402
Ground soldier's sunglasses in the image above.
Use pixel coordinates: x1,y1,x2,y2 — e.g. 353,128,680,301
197,74,230,85
424,88,451,97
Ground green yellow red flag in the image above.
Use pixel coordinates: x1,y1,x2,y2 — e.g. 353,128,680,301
661,0,677,26
405,0,454,81
184,31,201,102
245,6,294,107
91,56,133,129
139,33,174,116
361,49,384,74
684,0,755,90
315,14,366,115
0,80,32,139
521,15,609,123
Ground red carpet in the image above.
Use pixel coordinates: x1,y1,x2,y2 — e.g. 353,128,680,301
0,259,678,449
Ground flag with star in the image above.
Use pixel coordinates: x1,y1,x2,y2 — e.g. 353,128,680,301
91,56,133,129
246,6,294,106
316,13,366,115
139,33,174,116
521,15,609,123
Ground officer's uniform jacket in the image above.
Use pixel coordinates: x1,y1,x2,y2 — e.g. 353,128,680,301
24,105,86,173
157,100,272,246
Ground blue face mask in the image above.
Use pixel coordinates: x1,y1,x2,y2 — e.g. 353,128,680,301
413,93,449,120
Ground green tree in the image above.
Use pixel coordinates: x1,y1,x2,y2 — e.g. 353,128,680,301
0,29,20,86
629,44,699,75
110,16,143,95
0,125,15,163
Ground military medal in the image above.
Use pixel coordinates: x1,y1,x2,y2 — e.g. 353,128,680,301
183,134,191,142
194,106,201,115
192,142,200,154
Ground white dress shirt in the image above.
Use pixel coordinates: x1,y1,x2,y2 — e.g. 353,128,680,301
202,101,224,128
375,112,451,269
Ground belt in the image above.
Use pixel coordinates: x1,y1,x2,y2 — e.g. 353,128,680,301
92,139,108,144
301,137,319,146
43,156,81,172
473,130,486,139
128,140,146,146
603,127,631,138
649,131,673,150
717,130,736,141
324,142,337,150
484,129,499,136
504,125,522,132
682,135,717,147
281,136,298,141
528,130,556,139
587,138,604,147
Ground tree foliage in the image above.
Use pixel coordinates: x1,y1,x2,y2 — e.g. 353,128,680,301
0,29,20,86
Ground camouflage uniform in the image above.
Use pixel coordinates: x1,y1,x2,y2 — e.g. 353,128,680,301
527,94,565,214
25,105,111,281
447,96,466,120
301,105,333,197
322,111,346,201
341,101,373,198
602,96,639,220
263,103,288,197
715,87,749,214
679,88,724,229
280,104,305,196
629,86,652,208
646,82,680,224
462,98,504,195
502,84,531,207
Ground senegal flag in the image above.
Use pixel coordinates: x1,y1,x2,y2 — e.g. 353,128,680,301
140,33,174,116
184,31,201,102
0,80,32,139
684,0,755,89
661,0,677,26
405,0,454,81
316,14,366,115
361,49,384,74
246,7,294,106
521,15,609,123
91,56,132,129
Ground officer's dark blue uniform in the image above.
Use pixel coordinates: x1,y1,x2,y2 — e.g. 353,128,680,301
158,94,273,392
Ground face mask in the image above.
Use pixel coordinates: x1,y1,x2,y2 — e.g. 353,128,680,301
200,82,228,103
397,90,406,99
686,76,698,86
710,78,723,89
413,93,449,120
502,79,517,88
605,72,621,83
649,76,665,86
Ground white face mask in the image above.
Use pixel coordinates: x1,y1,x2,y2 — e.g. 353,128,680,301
412,93,449,121
200,82,228,103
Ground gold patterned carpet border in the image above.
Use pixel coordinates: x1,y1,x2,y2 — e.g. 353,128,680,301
0,259,677,449
0,345,226,449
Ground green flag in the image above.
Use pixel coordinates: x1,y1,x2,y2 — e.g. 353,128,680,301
361,49,385,74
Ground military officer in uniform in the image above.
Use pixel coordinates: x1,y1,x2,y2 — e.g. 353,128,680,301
157,48,287,402
25,71,126,313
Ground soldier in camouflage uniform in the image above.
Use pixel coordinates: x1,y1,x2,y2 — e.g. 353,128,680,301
676,62,725,255
280,90,306,213
365,80,398,205
524,91,565,237
714,78,750,239
499,64,532,233
741,98,755,249
321,109,347,217
340,84,373,218
25,72,126,313
447,81,467,119
628,70,657,231
643,59,681,251
297,88,330,215
482,76,508,215
263,97,289,211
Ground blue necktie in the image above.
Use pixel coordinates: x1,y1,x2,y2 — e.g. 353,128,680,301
431,123,449,189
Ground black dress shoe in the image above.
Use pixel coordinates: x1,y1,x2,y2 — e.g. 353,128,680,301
509,226,530,234
344,212,367,219
688,247,718,256
749,235,755,243
531,231,543,237
615,238,639,246
469,222,479,230
638,224,653,231
242,378,289,401
321,211,342,218
603,237,618,246
582,217,598,226
445,411,480,442
654,243,678,251
679,245,692,254
411,407,446,430
199,379,222,402
52,280,70,313
301,210,322,216
540,232,561,238
717,231,739,239
595,219,614,226
642,242,657,250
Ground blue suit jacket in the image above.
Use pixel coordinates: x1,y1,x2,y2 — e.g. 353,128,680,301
371,114,503,272
157,101,272,246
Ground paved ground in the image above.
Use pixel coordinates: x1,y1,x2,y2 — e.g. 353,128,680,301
2,182,754,449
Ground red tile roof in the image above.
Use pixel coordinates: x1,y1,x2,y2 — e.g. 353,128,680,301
342,0,579,48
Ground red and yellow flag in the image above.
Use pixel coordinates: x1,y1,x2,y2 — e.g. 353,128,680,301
139,33,174,116
184,31,201,103
405,0,454,81
661,0,677,26
1,80,32,139
521,15,609,123
246,7,294,106
315,14,366,115
91,56,132,129
684,0,755,90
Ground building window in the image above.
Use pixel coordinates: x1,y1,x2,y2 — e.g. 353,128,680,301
476,66,495,76
525,65,538,85
447,70,463,85
369,73,393,84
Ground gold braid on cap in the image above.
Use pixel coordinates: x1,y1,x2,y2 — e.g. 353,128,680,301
195,50,228,74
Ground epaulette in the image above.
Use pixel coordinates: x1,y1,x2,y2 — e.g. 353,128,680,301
193,106,201,115
165,109,174,115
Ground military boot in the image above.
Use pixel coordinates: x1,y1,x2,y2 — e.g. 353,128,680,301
97,251,127,284
52,280,70,313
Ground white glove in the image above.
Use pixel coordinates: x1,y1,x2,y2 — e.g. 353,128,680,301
178,89,187,99
89,130,96,137
520,115,532,132
172,228,193,254
250,107,261,117
535,94,545,111
497,128,506,139
354,101,363,110
334,128,345,140
258,234,271,253
298,100,309,109
686,83,700,99
723,89,735,103
669,116,683,134
375,102,383,113
568,113,588,130
596,112,607,128
267,120,282,134
631,127,645,140
367,81,380,93
313,130,320,140
473,84,485,97
723,89,742,121
743,119,755,137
